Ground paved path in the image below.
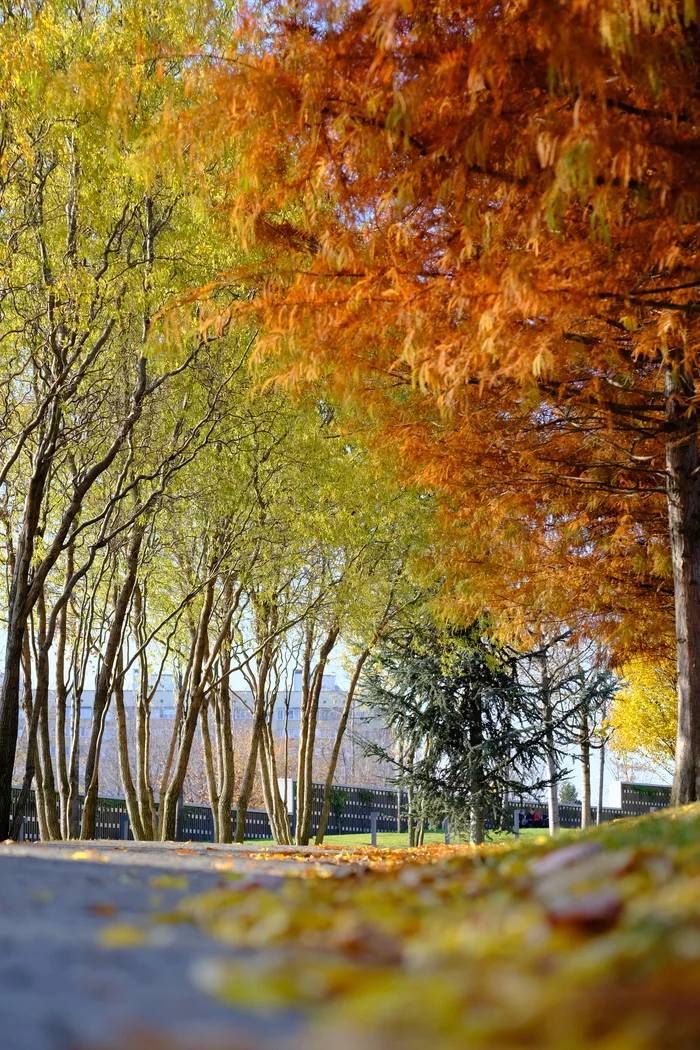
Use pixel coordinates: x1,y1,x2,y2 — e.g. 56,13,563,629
0,841,332,1050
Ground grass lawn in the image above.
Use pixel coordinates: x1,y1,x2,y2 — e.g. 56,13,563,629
247,827,564,848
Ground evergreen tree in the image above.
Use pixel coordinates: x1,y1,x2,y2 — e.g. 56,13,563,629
359,620,548,845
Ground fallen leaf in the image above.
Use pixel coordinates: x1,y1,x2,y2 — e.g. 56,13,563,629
150,874,189,890
530,842,603,878
88,903,119,917
99,923,149,947
545,890,624,933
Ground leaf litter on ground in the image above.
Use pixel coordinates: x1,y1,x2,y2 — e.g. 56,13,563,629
98,806,700,1049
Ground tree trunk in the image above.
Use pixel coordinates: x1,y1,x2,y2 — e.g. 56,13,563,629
316,648,369,844
216,640,235,843
9,632,44,841
114,647,146,840
415,805,425,846
295,627,315,844
234,718,262,843
407,782,415,847
665,366,700,805
580,705,592,829
158,641,194,835
20,626,53,842
597,718,606,825
541,652,560,836
260,720,291,844
296,624,339,845
201,699,220,842
469,692,485,846
0,595,34,838
0,436,55,839
55,543,73,839
133,582,157,839
67,670,82,840
81,528,143,838
0,356,149,840
160,577,231,840
36,591,61,839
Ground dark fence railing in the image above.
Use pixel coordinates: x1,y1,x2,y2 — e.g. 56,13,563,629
9,779,672,842
9,788,272,843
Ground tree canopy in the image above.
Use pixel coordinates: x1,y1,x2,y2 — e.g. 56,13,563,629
162,0,699,802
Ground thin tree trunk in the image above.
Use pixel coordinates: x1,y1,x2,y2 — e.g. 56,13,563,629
665,366,700,805
160,578,233,840
81,528,143,838
0,598,36,838
316,648,370,844
21,626,51,841
296,624,339,845
159,581,215,839
415,794,426,846
580,705,592,829
133,582,156,839
469,693,485,846
135,672,156,840
407,781,415,847
114,647,146,840
0,356,150,839
541,652,560,836
597,717,607,825
260,720,291,844
201,699,220,842
216,639,235,843
9,631,44,841
36,591,61,839
67,667,82,839
0,431,56,839
234,719,262,843
158,643,194,832
54,542,73,839
295,627,315,844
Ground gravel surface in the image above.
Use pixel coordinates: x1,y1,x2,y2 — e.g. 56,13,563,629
0,841,321,1050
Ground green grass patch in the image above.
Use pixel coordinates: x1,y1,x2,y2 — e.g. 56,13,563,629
247,827,556,848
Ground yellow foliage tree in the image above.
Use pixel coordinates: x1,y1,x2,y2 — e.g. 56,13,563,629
609,660,677,778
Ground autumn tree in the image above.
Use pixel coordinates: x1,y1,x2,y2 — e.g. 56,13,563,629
609,657,677,777
0,0,250,836
164,0,700,802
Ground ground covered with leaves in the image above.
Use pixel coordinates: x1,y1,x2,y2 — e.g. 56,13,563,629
105,806,700,1050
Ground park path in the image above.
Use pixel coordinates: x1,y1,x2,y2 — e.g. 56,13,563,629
0,841,342,1050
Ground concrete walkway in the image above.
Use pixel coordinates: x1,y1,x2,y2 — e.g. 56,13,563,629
0,841,330,1050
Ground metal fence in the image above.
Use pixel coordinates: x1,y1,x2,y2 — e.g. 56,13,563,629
283,780,674,837
504,783,672,830
295,782,410,836
9,779,673,842
9,788,272,843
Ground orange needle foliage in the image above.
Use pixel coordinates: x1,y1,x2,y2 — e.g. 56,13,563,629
161,1,699,798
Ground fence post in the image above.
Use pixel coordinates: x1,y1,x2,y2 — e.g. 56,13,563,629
18,816,25,843
119,813,130,841
513,808,520,837
443,816,450,845
370,810,379,846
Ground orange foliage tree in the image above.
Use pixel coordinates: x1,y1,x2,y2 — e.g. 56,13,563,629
164,1,699,801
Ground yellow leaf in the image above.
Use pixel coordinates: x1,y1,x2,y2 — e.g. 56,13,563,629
99,924,149,948
150,874,189,889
